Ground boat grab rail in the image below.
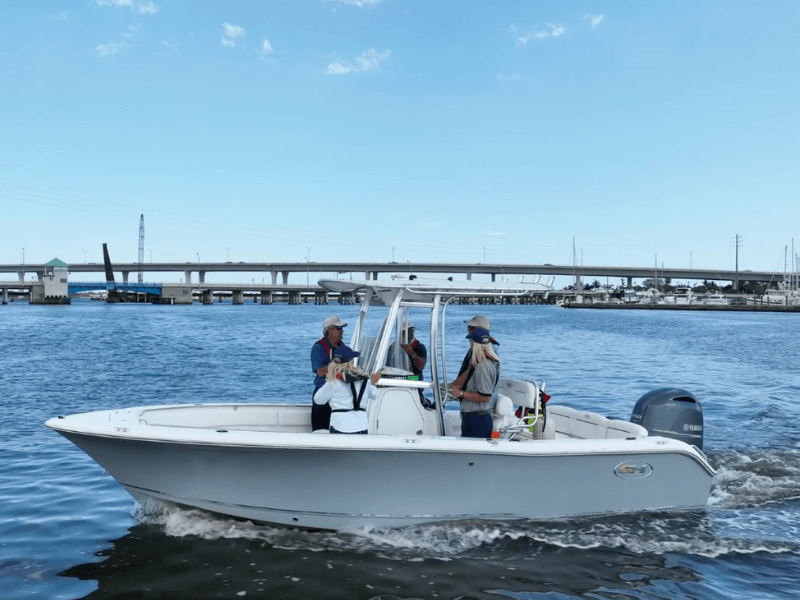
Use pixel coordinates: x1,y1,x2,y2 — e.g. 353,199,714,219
403,286,536,298
375,378,433,389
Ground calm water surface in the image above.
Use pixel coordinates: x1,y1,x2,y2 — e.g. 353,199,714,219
2,299,799,599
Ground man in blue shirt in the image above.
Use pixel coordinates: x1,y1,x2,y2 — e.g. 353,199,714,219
311,315,349,431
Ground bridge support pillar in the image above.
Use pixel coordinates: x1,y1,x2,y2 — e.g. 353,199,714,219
467,273,472,281
2,289,7,305
184,270,192,284
314,291,328,305
288,290,301,305
122,271,129,283
17,271,24,283
260,291,273,304
491,274,496,282
232,290,244,305
271,271,278,285
202,290,214,305
218,295,223,303
282,271,289,285
627,276,633,289
200,271,206,284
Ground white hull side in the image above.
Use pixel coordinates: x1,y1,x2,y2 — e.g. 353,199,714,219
57,430,712,530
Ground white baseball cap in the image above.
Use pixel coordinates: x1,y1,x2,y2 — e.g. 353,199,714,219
322,315,347,334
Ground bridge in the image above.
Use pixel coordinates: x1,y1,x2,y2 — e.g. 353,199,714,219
0,279,350,306
0,261,787,288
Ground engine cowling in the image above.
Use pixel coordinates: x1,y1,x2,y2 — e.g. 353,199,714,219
630,388,704,450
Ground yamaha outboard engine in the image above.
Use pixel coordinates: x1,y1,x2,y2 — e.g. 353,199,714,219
630,388,704,450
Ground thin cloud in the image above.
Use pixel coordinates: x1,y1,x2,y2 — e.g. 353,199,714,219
585,14,605,28
261,39,273,55
326,0,382,7
50,12,70,21
121,23,142,38
95,41,129,57
221,23,246,48
94,0,159,15
513,23,566,46
326,48,390,75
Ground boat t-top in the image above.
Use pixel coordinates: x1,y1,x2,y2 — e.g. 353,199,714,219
46,276,714,530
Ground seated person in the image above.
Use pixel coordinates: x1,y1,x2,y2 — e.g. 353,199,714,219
313,346,382,434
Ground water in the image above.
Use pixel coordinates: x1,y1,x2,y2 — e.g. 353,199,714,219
2,299,799,599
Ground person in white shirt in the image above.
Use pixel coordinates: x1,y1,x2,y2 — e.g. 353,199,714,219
313,346,382,434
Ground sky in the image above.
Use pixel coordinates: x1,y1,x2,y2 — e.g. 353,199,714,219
1,1,798,284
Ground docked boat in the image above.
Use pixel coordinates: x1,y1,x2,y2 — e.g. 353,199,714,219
46,276,714,530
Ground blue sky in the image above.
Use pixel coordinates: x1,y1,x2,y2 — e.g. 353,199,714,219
1,1,798,283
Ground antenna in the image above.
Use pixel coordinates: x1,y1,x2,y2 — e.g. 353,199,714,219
734,234,742,292
138,214,145,284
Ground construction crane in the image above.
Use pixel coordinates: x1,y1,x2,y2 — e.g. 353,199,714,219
138,214,145,284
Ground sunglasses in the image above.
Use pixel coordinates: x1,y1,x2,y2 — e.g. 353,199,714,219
334,326,344,330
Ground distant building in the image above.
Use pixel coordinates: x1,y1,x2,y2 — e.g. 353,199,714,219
30,258,71,304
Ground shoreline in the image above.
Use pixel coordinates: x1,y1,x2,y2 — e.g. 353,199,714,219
563,302,800,313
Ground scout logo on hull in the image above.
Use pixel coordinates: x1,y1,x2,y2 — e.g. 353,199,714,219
614,461,653,479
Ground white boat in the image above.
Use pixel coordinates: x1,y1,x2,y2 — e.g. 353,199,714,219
46,276,714,530
702,292,728,306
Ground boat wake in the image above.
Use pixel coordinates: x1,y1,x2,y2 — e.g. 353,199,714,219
130,445,800,561
708,446,800,509
133,468,800,561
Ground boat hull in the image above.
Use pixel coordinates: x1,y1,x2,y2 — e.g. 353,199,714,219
54,426,713,530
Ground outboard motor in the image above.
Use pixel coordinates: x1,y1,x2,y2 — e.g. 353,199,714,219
630,388,704,450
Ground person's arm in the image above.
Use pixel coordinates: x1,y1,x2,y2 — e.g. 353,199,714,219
313,381,333,404
457,389,492,403
311,344,328,378
448,370,469,399
402,343,426,371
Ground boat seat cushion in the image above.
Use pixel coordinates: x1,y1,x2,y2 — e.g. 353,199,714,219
492,394,516,433
496,378,539,409
572,411,609,439
606,419,648,439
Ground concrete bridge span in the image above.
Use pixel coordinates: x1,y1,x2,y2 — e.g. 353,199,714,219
0,261,786,288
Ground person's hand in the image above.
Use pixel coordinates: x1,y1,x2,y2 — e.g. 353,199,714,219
316,366,328,377
400,344,413,355
370,369,383,385
449,384,461,398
